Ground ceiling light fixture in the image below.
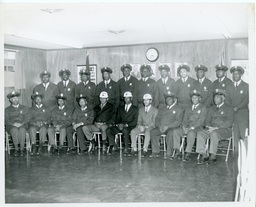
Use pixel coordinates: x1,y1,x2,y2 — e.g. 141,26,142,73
108,30,126,35
40,9,64,14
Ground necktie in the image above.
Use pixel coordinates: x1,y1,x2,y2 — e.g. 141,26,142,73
143,78,146,82
183,78,185,83
219,78,221,83
192,105,195,111
125,105,128,112
235,82,238,88
105,81,108,88
64,81,66,87
43,84,47,90
145,107,148,113
101,104,104,110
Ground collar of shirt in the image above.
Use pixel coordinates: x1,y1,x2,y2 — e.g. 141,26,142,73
167,102,176,110
162,77,168,84
125,76,131,81
125,103,132,111
43,82,50,88
192,103,199,110
181,76,188,82
12,104,19,109
63,80,69,86
100,103,106,109
83,80,89,85
36,104,43,109
217,102,224,109
234,80,241,87
198,77,205,83
142,77,149,82
105,79,110,85
59,106,65,110
145,105,151,112
219,76,225,82
81,106,87,111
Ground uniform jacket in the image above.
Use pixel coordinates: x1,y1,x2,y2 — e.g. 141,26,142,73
50,105,73,127
28,104,51,126
5,104,29,126
93,102,115,124
75,81,96,107
137,78,158,106
155,104,183,129
191,78,213,108
118,76,138,106
95,79,119,107
213,76,233,90
225,80,249,111
137,105,158,130
174,76,196,109
33,82,59,109
205,103,234,129
115,104,139,128
57,80,76,109
155,77,175,108
182,103,207,129
72,106,94,125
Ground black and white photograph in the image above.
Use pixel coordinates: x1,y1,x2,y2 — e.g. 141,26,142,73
1,1,255,206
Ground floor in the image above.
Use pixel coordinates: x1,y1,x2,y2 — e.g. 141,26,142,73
5,147,237,203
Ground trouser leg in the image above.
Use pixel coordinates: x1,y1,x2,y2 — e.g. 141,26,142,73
150,128,162,153
66,126,74,148
106,127,119,146
122,127,132,149
173,128,183,150
196,130,208,154
59,127,66,146
77,126,87,150
166,128,174,156
130,127,140,150
39,126,47,143
143,129,152,151
10,127,19,150
29,126,37,145
185,130,197,153
99,124,108,141
18,127,26,151
47,127,56,146
209,129,232,155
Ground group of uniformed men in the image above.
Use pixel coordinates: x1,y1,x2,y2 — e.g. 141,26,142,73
5,62,249,164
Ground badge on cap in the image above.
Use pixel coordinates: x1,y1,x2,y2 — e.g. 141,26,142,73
240,90,243,94
60,93,64,97
12,91,15,94
44,71,47,74
167,87,169,90
68,88,70,91
35,92,39,95
64,112,67,116
188,84,190,88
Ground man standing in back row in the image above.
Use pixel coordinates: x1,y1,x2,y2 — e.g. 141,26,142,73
225,66,249,148
213,64,233,90
33,71,59,110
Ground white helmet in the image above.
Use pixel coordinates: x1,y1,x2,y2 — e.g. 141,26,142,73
99,91,108,98
123,91,133,98
143,93,152,100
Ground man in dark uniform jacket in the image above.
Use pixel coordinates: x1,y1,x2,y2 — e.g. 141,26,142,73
66,94,94,154
174,64,196,110
136,64,158,108
117,64,138,106
213,64,233,90
83,91,115,153
197,89,234,164
5,91,29,156
191,65,213,108
28,92,51,155
75,69,96,108
95,67,119,108
33,71,59,110
155,65,175,109
57,69,76,110
48,93,73,154
106,91,138,155
225,66,249,148
173,90,207,161
150,92,183,159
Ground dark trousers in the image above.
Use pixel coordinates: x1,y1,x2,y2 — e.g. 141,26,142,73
106,126,133,149
29,125,47,144
67,126,87,150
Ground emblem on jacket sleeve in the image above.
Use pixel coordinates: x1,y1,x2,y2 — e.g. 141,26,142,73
64,112,67,116
187,84,190,87
240,90,243,94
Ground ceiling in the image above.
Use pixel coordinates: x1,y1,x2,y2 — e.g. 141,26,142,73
3,2,250,50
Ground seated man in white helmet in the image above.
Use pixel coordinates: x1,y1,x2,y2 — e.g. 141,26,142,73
130,93,158,157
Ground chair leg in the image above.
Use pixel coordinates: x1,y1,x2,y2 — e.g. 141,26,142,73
6,132,10,155
163,136,166,152
225,138,232,162
138,135,141,151
97,134,100,148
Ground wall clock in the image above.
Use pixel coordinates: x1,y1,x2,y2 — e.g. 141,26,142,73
146,47,159,62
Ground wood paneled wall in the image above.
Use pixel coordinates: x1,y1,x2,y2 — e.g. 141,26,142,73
5,38,248,107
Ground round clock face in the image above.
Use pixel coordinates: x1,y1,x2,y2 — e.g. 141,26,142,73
146,48,159,62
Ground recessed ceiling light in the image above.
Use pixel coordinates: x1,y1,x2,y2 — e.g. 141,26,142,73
108,30,126,35
40,9,64,14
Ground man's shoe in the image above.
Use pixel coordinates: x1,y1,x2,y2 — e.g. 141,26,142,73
123,149,129,157
20,150,24,157
173,150,182,160
37,143,43,155
141,151,148,158
102,144,107,153
209,155,217,164
149,153,160,158
183,153,191,162
14,150,19,157
107,146,113,156
58,147,63,155
31,144,36,156
197,157,209,165
130,149,138,156
164,154,174,161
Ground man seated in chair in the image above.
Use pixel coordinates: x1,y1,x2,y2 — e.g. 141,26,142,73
196,89,234,164
82,91,115,153
66,94,94,154
172,90,207,161
106,91,139,155
5,91,29,157
130,93,158,157
48,93,73,155
150,92,183,159
28,92,51,155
